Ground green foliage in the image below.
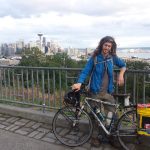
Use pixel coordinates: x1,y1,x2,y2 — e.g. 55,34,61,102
126,60,150,70
17,47,87,92
19,47,86,68
125,60,150,101
19,47,46,66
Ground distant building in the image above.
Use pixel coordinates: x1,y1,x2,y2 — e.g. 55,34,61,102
1,43,8,56
29,41,37,49
0,58,20,66
16,39,24,53
67,48,80,57
42,37,46,47
8,43,16,55
85,48,93,56
36,40,41,50
45,40,63,55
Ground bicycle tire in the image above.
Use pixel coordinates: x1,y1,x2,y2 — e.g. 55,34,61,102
117,110,139,150
52,106,93,147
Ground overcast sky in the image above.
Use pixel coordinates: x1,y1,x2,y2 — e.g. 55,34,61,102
0,0,150,48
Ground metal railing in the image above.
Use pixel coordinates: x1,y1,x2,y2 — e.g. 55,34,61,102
0,66,150,111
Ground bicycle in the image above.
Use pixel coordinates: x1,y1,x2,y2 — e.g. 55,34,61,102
52,88,138,150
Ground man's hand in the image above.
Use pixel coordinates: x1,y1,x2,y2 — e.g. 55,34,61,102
117,74,124,86
117,67,126,86
71,83,82,91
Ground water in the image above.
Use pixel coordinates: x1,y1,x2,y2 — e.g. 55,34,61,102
117,48,150,59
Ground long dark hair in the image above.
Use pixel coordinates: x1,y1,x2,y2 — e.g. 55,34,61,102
93,36,117,57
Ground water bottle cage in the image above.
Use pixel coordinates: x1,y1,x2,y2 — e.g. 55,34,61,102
96,112,105,121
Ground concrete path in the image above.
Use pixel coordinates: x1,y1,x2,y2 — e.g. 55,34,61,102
0,129,67,150
0,113,117,150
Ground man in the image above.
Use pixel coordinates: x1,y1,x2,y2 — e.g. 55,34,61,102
72,36,126,147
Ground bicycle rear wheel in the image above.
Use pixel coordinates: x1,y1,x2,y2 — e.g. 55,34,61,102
117,110,139,150
52,106,93,147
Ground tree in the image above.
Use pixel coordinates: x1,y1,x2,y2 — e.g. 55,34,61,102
18,47,87,92
125,60,150,101
126,60,150,70
19,47,46,67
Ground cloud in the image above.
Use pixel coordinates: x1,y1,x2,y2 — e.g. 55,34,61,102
0,0,150,48
1,0,149,18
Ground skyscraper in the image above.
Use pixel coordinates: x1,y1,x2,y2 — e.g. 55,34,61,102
37,33,43,51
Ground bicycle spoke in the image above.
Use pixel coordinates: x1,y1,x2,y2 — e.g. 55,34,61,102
52,106,93,147
60,109,74,123
117,110,139,150
123,113,137,127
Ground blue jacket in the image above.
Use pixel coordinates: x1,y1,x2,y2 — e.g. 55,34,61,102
77,54,126,94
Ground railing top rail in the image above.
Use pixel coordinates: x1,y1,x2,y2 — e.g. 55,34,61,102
0,65,150,73
0,65,81,71
115,69,150,73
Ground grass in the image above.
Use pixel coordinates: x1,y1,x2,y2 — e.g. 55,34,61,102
0,85,66,110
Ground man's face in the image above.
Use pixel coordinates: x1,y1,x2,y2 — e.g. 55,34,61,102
102,42,112,55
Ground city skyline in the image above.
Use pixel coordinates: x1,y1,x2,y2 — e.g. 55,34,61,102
0,0,150,48
2,36,150,49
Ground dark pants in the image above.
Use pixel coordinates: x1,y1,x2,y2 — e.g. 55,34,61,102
90,92,116,114
90,92,116,138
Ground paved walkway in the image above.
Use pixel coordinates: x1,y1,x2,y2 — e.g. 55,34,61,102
0,113,117,150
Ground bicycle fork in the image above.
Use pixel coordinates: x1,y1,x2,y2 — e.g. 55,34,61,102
72,105,85,127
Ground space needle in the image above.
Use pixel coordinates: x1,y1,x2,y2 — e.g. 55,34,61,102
37,33,43,51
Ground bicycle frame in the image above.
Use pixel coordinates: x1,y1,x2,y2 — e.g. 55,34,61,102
78,97,119,135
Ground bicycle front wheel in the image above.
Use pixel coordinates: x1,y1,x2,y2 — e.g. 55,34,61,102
117,110,139,150
52,106,93,147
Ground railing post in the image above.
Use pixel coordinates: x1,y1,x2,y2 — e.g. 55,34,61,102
133,73,136,104
21,69,25,101
12,69,15,100
53,70,56,108
47,70,50,107
143,74,146,103
36,69,39,103
8,69,11,99
0,69,3,99
59,70,62,108
65,70,68,91
42,70,45,113
4,69,7,99
31,69,34,103
26,69,29,102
